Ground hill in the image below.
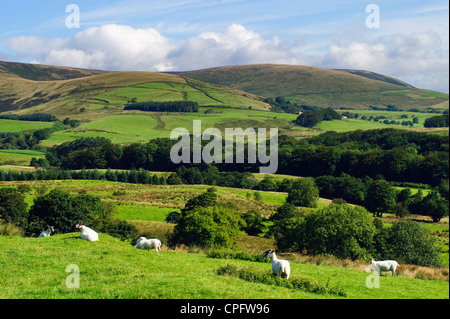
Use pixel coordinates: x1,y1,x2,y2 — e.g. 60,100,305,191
182,64,449,111
0,61,269,116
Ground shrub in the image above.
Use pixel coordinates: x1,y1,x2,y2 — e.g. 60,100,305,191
385,220,442,267
241,210,266,236
0,187,28,229
286,178,319,208
285,204,376,260
26,190,106,236
170,205,244,248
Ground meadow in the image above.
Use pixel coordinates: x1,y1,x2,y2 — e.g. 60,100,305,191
0,230,448,299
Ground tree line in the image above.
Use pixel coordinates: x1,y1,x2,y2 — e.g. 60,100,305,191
124,101,199,113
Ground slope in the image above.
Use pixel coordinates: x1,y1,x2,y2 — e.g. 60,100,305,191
183,64,449,110
0,62,269,117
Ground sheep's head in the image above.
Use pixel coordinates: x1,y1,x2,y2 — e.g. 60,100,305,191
48,225,54,233
262,249,275,258
370,258,375,264
75,222,84,229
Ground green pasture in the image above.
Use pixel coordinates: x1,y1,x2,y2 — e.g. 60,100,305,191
0,119,54,132
0,149,45,166
0,233,448,299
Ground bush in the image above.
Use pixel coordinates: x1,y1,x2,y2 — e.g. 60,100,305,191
26,190,106,236
241,210,266,236
385,220,442,267
285,204,376,260
0,187,28,229
170,205,244,248
286,178,319,208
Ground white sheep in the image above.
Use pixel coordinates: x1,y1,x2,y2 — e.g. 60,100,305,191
370,258,399,276
38,225,54,238
262,249,290,279
135,237,162,255
75,222,99,241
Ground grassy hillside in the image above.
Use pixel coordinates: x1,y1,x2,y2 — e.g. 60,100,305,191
0,229,448,299
183,64,449,111
0,62,269,116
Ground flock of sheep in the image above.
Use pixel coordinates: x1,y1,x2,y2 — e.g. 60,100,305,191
38,224,399,278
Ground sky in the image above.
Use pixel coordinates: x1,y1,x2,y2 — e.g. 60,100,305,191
0,0,449,93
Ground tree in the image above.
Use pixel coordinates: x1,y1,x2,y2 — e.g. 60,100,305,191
170,206,244,248
286,178,319,208
385,220,442,267
289,204,376,260
364,179,396,217
26,190,104,236
420,191,449,222
242,210,266,236
0,187,28,229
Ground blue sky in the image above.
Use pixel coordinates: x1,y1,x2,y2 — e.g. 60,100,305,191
0,0,448,92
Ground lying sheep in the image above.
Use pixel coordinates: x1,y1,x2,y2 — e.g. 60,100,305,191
370,258,399,276
38,225,54,238
135,237,162,255
262,249,290,279
75,222,99,242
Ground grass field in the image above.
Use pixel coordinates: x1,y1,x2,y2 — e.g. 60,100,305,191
0,179,448,299
0,119,54,132
0,149,45,166
0,233,448,299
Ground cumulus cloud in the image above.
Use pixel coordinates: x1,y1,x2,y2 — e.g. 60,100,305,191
6,24,176,71
168,24,298,70
321,31,449,92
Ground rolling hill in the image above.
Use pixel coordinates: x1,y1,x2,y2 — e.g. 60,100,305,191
182,64,449,110
0,61,270,117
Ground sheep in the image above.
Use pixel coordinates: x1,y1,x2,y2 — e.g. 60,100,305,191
370,258,399,276
38,225,54,238
75,222,99,241
262,249,290,280
134,237,162,255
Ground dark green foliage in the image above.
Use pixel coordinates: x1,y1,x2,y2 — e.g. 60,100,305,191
364,179,396,217
281,204,376,260
0,187,28,228
420,191,449,222
170,205,244,248
124,101,199,113
241,210,266,236
424,114,449,127
26,189,105,236
385,220,442,267
286,178,319,208
0,113,57,122
296,108,341,127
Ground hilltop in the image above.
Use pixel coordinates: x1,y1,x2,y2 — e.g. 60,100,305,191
183,64,449,110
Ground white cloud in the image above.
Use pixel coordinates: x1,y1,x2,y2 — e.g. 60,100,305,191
6,24,176,71
168,24,298,70
320,31,449,92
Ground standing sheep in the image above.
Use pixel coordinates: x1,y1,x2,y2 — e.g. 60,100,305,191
370,258,399,276
135,237,162,255
262,249,290,279
75,222,99,241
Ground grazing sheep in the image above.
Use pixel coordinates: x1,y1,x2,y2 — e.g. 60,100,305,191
262,249,290,279
38,225,54,238
135,237,162,255
370,258,399,276
75,222,99,241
